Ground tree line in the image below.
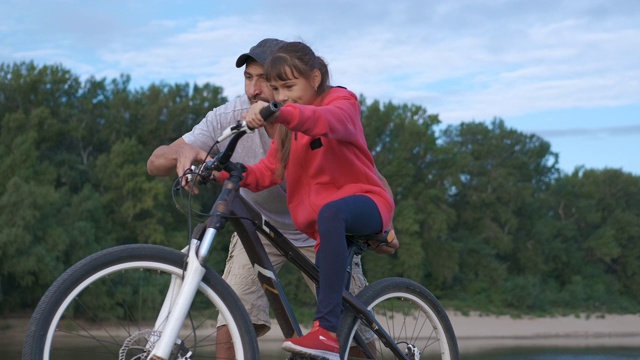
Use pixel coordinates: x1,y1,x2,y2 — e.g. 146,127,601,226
1,61,638,317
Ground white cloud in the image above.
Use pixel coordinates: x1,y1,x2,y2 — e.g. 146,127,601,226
1,0,639,120
1,0,639,174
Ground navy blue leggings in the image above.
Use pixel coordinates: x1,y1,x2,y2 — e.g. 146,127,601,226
315,194,383,332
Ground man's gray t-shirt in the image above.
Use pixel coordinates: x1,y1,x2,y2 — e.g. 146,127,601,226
183,95,314,247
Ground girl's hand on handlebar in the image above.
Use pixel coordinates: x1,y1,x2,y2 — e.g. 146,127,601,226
242,101,271,129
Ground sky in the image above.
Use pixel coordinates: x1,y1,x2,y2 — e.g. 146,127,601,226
1,0,638,175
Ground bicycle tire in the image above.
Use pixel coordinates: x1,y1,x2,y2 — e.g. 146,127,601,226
22,244,259,360
338,277,459,360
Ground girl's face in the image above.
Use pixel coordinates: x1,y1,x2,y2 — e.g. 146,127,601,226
270,67,321,105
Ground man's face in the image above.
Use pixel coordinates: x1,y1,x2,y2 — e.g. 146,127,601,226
244,60,275,104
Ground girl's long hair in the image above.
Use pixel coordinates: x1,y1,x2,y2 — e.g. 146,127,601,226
265,41,330,179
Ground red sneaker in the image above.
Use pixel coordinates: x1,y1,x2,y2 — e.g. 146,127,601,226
282,321,340,360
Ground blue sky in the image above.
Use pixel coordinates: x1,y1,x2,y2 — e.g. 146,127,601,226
1,0,638,175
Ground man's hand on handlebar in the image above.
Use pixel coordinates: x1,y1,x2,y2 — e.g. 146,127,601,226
173,143,212,194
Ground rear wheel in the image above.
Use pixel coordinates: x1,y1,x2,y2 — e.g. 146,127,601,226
338,277,458,359
23,244,259,360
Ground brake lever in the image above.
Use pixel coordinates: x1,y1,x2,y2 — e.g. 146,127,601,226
185,165,198,184
172,165,198,191
181,161,215,187
218,102,279,143
217,121,254,143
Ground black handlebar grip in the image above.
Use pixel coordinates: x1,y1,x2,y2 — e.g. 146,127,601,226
260,101,281,122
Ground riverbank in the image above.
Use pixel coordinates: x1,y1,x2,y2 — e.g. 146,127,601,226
256,312,640,354
449,312,640,352
5,312,640,355
448,312,640,353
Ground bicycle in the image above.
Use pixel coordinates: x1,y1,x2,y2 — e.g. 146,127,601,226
23,102,459,360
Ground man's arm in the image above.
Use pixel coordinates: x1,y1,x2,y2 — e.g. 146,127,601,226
148,97,250,177
147,137,209,177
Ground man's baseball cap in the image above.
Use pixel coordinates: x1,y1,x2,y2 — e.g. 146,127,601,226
235,38,286,68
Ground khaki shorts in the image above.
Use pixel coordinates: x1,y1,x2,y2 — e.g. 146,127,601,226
217,232,368,337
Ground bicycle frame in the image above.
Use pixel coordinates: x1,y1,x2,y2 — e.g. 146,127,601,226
230,189,410,360
149,127,410,360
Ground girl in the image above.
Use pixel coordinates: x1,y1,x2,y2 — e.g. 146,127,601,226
224,41,394,359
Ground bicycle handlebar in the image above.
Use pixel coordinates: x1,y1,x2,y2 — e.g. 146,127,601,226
260,101,281,122
181,102,282,187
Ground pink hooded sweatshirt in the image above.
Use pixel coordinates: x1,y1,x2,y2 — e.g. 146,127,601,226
232,87,394,246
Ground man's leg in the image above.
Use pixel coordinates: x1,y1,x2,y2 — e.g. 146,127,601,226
215,232,292,358
214,326,234,359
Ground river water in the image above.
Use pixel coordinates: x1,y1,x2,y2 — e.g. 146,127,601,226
460,347,640,360
11,346,640,359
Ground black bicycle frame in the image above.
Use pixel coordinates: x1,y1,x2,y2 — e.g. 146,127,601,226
192,133,409,359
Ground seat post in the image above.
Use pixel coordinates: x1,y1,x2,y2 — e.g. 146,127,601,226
343,239,366,291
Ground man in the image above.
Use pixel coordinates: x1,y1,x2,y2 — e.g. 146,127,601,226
147,38,395,358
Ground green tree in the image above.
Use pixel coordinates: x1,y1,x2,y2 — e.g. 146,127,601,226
0,109,67,309
93,137,182,248
359,97,456,294
2,60,639,316
438,118,560,312
0,61,80,120
545,168,640,312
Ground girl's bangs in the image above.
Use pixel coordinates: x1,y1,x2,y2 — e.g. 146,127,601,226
266,55,301,82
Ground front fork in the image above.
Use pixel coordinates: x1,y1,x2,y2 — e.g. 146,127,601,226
148,228,218,359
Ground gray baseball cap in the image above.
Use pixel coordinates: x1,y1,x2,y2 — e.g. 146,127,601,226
235,38,286,68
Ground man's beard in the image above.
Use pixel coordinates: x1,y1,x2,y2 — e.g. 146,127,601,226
249,95,271,104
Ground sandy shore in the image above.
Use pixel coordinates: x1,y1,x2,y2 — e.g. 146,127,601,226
5,312,640,354
445,312,640,352
256,312,640,354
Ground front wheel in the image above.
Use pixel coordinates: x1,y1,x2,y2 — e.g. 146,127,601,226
338,277,458,359
22,244,259,360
